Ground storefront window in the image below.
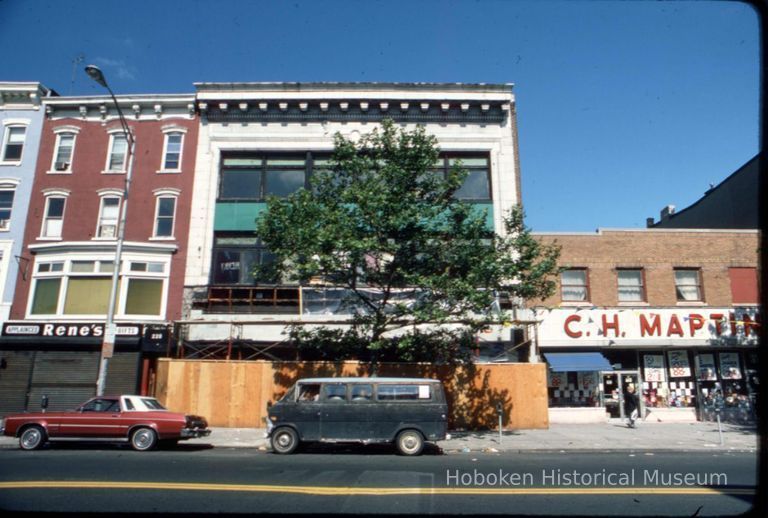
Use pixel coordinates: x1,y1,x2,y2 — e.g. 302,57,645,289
547,370,600,408
641,351,697,409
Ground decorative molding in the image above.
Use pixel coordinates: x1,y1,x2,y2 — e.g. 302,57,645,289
201,99,509,124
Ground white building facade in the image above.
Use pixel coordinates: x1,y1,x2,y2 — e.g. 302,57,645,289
181,83,523,360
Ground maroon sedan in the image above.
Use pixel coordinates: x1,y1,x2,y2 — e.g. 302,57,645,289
0,395,211,451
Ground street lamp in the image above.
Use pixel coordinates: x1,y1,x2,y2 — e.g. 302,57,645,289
85,65,135,396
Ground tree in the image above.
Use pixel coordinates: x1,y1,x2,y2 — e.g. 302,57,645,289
255,119,560,364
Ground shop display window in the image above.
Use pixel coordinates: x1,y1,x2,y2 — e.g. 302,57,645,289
547,370,600,408
641,351,697,408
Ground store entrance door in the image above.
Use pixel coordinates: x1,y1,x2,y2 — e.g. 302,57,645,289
602,373,620,418
602,371,640,420
617,371,640,420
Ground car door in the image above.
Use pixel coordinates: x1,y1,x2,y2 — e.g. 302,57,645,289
58,398,122,437
318,382,351,441
293,383,322,441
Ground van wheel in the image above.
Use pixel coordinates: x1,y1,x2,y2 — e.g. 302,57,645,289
130,427,157,451
271,427,299,454
19,425,46,450
395,429,424,456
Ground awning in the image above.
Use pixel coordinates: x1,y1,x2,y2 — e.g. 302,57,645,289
543,352,613,372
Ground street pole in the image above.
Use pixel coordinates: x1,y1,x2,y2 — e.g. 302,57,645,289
85,65,135,397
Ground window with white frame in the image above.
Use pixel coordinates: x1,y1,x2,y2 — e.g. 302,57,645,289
152,191,178,238
161,131,184,171
29,257,167,317
96,196,121,238
617,268,645,302
561,268,589,302
674,268,703,302
2,125,27,162
0,183,16,230
106,133,128,172
41,195,67,238
51,131,76,172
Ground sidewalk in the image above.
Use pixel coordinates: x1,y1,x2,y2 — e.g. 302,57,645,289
0,421,757,453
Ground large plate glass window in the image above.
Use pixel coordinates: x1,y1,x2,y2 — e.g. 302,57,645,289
211,234,277,284
429,154,491,201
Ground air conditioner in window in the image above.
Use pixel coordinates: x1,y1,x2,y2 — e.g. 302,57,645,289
54,161,70,171
0,219,8,230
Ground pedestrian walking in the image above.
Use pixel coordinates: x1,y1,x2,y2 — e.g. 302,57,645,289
624,384,640,428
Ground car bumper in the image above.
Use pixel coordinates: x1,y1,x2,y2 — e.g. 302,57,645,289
180,428,212,438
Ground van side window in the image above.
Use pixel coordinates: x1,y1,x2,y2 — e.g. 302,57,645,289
322,383,347,402
351,384,373,401
298,384,321,402
377,384,430,401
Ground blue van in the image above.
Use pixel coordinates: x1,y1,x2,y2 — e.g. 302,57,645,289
266,377,449,455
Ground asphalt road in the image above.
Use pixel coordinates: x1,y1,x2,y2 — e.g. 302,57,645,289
0,443,758,515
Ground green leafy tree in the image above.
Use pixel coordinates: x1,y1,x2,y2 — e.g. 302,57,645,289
256,119,560,364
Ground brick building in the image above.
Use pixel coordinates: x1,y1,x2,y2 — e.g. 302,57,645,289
530,229,759,424
0,93,198,413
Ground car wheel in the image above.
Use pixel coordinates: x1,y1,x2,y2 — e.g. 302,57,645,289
19,425,46,451
271,427,299,454
130,427,158,451
395,429,424,456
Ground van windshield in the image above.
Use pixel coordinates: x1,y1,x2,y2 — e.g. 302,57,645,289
279,386,296,402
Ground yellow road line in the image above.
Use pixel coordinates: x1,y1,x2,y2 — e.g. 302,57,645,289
0,481,756,496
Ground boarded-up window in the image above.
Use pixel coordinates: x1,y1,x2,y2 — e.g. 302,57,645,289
729,267,758,304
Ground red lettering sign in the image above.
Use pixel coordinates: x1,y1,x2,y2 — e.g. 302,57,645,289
639,314,661,337
564,315,582,338
602,314,620,338
666,314,684,337
688,314,705,337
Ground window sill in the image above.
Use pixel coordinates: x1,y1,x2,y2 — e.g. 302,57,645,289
676,301,706,306
46,170,73,175
101,170,127,175
618,301,649,306
36,236,63,241
156,169,181,174
560,301,593,307
0,161,22,167
149,236,176,241
91,237,118,241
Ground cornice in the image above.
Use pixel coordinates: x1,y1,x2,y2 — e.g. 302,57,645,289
0,82,54,111
43,94,197,121
199,99,511,124
28,240,178,254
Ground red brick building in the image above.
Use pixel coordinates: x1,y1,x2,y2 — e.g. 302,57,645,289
0,94,198,412
530,229,759,424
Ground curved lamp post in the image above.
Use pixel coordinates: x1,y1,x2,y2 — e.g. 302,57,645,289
85,65,135,396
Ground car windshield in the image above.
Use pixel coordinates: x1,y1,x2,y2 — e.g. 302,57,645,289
141,398,167,410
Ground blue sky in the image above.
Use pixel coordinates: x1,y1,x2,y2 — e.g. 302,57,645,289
0,0,759,231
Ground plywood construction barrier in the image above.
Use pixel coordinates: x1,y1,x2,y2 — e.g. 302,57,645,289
154,359,549,430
